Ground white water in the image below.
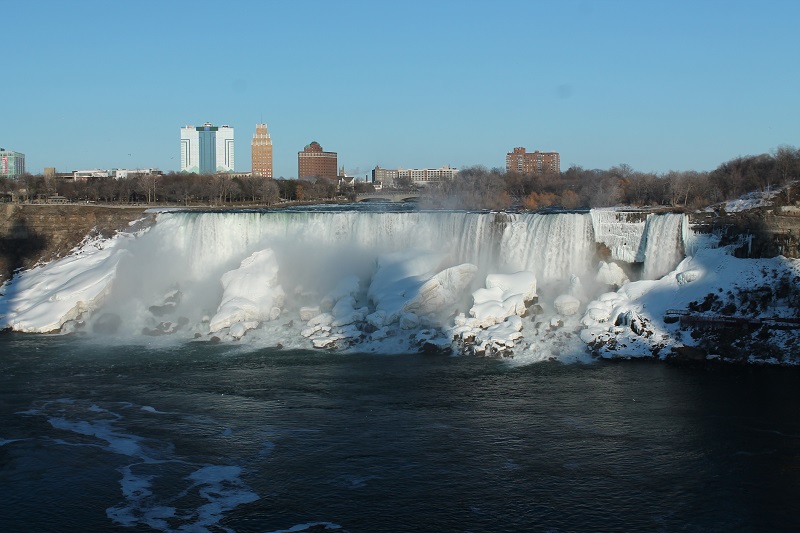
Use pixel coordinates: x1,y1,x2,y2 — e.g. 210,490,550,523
642,213,686,279
590,209,649,263
0,209,688,356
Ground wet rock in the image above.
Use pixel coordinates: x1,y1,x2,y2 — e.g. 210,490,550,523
421,341,451,355
670,345,708,362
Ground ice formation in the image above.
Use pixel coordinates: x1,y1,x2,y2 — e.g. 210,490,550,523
0,208,737,362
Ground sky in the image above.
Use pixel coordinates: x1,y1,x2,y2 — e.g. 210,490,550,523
3,0,799,178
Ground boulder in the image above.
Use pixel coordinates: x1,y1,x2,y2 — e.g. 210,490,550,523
554,294,580,316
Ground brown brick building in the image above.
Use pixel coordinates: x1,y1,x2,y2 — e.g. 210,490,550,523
298,141,338,180
251,123,273,178
505,147,560,175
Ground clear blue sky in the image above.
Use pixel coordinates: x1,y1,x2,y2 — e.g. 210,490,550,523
4,0,798,177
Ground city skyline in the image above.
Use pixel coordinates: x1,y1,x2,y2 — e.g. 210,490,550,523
3,1,799,178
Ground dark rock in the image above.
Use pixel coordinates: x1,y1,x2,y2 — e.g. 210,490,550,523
421,341,450,355
670,345,708,362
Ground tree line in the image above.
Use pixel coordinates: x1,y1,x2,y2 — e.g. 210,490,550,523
1,145,798,210
0,172,382,206
422,145,800,210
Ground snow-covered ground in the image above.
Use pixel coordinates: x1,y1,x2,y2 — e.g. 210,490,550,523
580,245,800,364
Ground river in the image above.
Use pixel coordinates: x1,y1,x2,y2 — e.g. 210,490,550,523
1,333,798,532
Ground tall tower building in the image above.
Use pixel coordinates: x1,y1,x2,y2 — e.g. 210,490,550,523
180,123,235,174
251,123,273,178
298,141,337,180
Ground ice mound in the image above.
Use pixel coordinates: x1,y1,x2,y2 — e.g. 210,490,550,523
0,240,125,333
404,263,478,315
449,271,538,356
468,271,537,327
554,294,580,316
300,251,477,350
596,261,629,287
209,249,285,334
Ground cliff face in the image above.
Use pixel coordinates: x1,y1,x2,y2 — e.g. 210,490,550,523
0,204,150,283
690,208,800,259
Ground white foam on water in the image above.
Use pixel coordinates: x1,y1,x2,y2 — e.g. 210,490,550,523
21,398,260,533
266,523,343,533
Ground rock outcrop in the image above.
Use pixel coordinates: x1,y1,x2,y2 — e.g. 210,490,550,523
0,204,150,283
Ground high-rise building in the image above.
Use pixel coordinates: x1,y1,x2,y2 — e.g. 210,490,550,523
298,141,337,180
505,147,560,175
0,148,25,179
251,123,273,178
180,123,235,174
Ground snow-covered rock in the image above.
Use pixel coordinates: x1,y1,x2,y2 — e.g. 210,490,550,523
554,294,580,316
320,275,360,311
209,249,285,334
0,242,124,333
676,269,701,285
596,261,629,287
299,306,320,321
485,271,537,303
403,263,478,315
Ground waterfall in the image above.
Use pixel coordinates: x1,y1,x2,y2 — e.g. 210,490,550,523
0,209,689,336
642,213,685,279
589,209,648,263
500,213,595,283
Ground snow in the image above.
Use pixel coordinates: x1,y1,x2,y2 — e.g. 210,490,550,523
468,271,536,327
0,236,125,333
579,245,800,361
208,249,285,333
554,294,580,316
596,261,629,287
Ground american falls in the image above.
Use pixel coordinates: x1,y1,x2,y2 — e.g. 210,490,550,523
0,209,691,362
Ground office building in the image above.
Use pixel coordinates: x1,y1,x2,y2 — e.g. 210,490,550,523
251,123,273,178
372,165,458,188
180,123,235,174
0,149,25,179
505,147,560,175
298,141,337,180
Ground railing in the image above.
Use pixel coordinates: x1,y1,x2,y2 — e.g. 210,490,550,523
665,309,800,329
